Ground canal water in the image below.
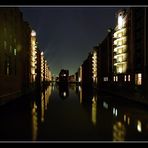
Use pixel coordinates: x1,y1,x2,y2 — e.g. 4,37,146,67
0,83,148,142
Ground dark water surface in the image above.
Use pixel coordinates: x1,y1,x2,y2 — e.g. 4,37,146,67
0,83,148,142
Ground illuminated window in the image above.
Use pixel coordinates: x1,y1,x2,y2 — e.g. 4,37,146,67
128,75,130,81
118,56,122,62
63,92,66,97
135,73,142,85
118,66,122,73
124,75,126,82
118,33,122,38
113,107,118,116
137,120,142,133
78,77,81,82
104,77,108,82
14,49,17,56
118,41,122,46
118,48,122,54
113,76,116,82
116,76,118,82
118,15,123,29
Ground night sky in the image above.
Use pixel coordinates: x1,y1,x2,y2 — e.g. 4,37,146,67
20,6,120,76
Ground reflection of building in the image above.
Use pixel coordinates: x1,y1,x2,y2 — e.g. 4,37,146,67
31,101,38,141
44,86,52,110
58,84,69,99
113,121,126,141
91,94,97,126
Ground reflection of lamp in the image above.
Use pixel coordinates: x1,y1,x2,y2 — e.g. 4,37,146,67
137,120,142,132
113,107,118,116
113,121,125,141
59,84,69,99
103,101,108,109
63,92,66,97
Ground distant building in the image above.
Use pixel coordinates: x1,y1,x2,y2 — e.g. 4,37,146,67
68,74,75,83
59,69,69,83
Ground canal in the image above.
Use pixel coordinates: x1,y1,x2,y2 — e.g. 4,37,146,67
0,83,148,142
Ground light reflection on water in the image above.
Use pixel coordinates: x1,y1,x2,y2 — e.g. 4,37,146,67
31,86,52,141
76,84,148,141
0,83,148,141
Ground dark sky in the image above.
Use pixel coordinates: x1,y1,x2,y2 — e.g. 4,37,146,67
20,6,120,76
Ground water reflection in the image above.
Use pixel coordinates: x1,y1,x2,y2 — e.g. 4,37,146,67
137,120,142,133
91,91,97,126
78,85,148,141
113,121,126,141
41,93,45,123
31,101,38,141
1,84,148,141
91,97,97,126
31,85,52,141
58,84,69,99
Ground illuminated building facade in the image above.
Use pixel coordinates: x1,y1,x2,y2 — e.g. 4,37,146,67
0,8,31,98
0,8,52,102
77,66,82,84
77,7,148,104
92,48,97,87
113,9,131,87
41,51,44,83
113,9,128,74
40,51,51,87
44,60,51,82
113,8,148,92
30,30,37,84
